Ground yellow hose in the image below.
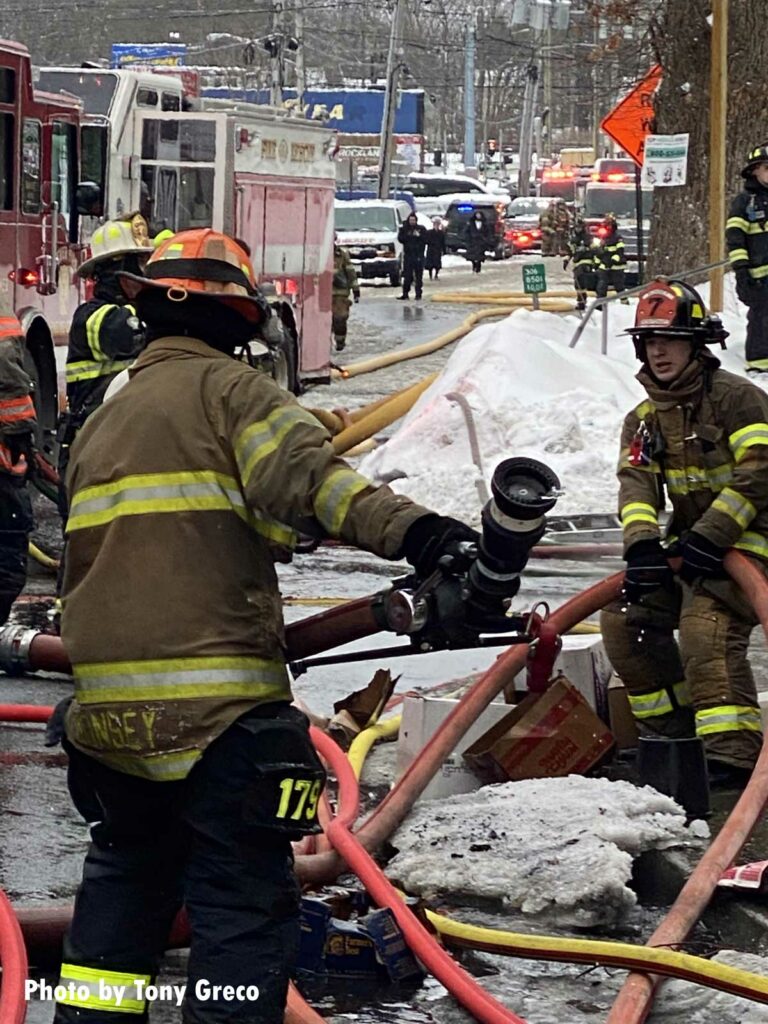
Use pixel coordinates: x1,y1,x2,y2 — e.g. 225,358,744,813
432,290,588,301
347,715,401,779
332,373,438,455
28,542,59,571
331,307,518,380
430,295,575,310
343,438,378,457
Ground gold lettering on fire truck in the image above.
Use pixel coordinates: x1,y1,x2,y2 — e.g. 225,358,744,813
261,139,278,160
291,143,316,163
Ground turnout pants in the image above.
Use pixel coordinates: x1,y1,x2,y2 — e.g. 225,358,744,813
331,294,351,345
745,289,768,370
573,264,591,309
402,259,424,298
0,474,32,624
54,704,325,1024
596,268,625,298
600,576,764,771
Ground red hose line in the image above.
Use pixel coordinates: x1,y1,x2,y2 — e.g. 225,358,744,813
295,572,625,885
0,887,29,1024
310,727,529,1024
606,550,768,1024
0,706,51,723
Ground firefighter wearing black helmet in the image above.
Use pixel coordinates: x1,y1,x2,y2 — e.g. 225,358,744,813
726,143,768,372
600,279,768,789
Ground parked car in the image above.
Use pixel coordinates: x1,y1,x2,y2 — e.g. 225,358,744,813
334,199,413,287
504,197,552,254
407,172,510,217
443,195,513,260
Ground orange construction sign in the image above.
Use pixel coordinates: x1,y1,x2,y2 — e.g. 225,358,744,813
600,65,663,166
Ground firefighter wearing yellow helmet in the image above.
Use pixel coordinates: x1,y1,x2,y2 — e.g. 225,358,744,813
52,229,475,1023
601,279,768,791
58,214,154,502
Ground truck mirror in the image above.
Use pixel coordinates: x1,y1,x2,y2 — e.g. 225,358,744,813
75,181,103,217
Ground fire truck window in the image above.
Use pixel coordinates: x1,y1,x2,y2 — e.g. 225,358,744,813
51,121,76,218
137,88,159,107
81,125,107,195
0,114,14,210
162,93,181,112
21,119,41,214
179,121,216,162
177,168,213,230
141,166,178,234
0,69,15,104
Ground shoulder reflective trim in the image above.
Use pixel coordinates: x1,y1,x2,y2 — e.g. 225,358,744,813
235,404,324,487
66,358,133,383
0,394,35,424
726,217,751,231
314,467,371,535
85,303,119,361
73,654,290,704
67,470,246,532
634,400,655,418
710,486,757,530
749,265,768,280
734,531,768,559
695,704,762,736
620,501,658,527
729,422,768,463
57,964,151,1014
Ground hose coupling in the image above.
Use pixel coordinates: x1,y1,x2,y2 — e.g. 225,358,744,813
0,625,38,676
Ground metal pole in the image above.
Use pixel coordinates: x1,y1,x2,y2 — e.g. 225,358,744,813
634,162,644,285
543,25,552,159
294,0,305,114
463,19,476,170
708,0,728,312
378,0,404,199
601,301,608,355
518,64,538,197
269,0,284,107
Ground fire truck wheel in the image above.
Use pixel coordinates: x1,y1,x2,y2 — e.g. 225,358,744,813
272,330,298,395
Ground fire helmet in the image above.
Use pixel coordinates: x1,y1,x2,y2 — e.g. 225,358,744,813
624,279,729,357
118,229,269,326
741,143,768,178
77,213,155,278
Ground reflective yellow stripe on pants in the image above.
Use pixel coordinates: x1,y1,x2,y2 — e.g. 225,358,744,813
627,680,691,720
695,705,763,737
56,963,151,1014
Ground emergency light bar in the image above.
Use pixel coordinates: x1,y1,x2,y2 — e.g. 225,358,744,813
542,169,575,180
456,205,475,213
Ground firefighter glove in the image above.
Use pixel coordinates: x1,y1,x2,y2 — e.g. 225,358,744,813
5,431,34,468
623,538,674,603
678,531,727,584
353,291,360,303
401,514,480,579
735,267,762,305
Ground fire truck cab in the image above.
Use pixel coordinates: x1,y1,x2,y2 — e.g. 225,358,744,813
37,67,337,391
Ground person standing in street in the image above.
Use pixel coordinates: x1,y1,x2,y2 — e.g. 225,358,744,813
332,239,360,351
424,216,447,281
601,279,768,791
397,212,427,300
726,142,768,374
593,213,628,302
52,228,479,1024
565,213,596,312
465,209,490,274
0,310,36,625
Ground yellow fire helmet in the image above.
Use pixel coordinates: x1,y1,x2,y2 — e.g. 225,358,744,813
77,213,155,278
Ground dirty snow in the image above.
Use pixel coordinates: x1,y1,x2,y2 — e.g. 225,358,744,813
361,277,752,524
651,949,768,1021
386,775,706,927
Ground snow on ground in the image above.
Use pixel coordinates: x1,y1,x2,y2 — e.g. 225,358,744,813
360,276,752,523
386,775,706,928
651,949,768,1022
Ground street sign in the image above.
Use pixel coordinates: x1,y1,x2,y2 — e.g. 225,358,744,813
641,133,689,187
600,65,663,166
523,264,547,308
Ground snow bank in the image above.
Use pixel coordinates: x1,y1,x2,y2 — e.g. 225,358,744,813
651,949,768,1022
361,277,751,522
386,775,704,927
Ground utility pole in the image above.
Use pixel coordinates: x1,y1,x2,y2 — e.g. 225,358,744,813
293,0,305,114
708,0,728,312
518,63,539,198
463,18,476,171
378,0,404,199
269,0,284,107
542,25,552,158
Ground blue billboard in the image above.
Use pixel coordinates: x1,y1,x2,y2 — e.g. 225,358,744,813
111,43,187,68
200,87,423,135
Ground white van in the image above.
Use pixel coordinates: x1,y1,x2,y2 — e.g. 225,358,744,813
334,199,413,287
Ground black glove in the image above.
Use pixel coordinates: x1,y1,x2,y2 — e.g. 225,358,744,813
401,514,480,579
735,268,759,306
623,538,674,603
353,291,360,304
5,431,34,467
678,531,727,584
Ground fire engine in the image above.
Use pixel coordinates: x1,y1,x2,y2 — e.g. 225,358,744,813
37,65,338,396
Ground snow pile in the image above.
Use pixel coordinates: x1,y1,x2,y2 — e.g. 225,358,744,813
386,775,703,927
651,949,768,1022
361,277,751,522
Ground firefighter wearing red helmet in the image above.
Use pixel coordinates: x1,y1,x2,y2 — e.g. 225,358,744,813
593,212,628,302
52,229,477,1024
726,142,768,373
600,279,768,789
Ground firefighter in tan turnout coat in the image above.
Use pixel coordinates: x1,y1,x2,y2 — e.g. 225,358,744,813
601,279,768,789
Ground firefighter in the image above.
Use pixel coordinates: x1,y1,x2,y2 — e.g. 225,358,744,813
565,213,595,311
726,142,768,373
600,279,768,789
0,311,35,625
59,213,154,488
593,213,628,302
53,229,478,1024
332,238,360,351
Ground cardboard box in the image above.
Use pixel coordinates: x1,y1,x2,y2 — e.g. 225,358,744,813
396,695,513,801
463,674,615,783
607,674,640,750
510,634,613,720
